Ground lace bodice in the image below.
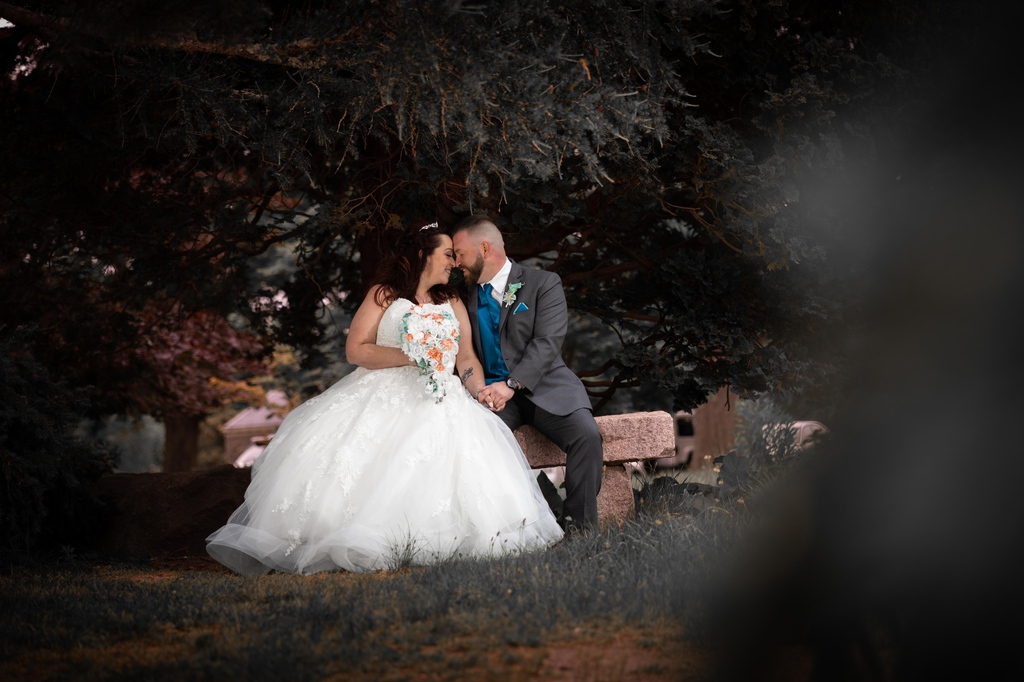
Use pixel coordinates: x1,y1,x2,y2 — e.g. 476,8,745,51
376,298,414,349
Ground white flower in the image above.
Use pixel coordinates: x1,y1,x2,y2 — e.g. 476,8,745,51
502,282,523,307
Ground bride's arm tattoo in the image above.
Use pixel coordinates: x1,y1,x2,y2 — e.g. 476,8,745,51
460,368,474,384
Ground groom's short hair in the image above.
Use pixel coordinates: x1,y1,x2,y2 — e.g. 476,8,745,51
452,213,504,247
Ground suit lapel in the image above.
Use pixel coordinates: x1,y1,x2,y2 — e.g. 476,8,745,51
498,261,523,336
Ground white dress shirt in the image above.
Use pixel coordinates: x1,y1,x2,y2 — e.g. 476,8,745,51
481,258,512,304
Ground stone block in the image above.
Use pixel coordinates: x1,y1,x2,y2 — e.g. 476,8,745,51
514,410,676,468
596,466,634,527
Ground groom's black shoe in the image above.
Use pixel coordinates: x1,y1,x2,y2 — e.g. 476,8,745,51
559,515,591,537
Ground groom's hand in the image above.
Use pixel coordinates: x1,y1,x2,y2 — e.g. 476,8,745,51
478,383,514,412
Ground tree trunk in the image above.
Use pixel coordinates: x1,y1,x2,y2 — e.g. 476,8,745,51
163,413,201,473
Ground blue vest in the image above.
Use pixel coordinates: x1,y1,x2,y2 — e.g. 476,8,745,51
477,283,509,384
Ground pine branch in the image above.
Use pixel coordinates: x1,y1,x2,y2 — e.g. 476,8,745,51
0,2,364,69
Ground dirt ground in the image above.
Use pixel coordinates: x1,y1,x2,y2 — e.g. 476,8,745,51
153,559,711,682
120,557,806,682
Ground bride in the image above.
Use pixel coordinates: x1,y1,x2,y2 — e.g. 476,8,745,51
206,221,563,575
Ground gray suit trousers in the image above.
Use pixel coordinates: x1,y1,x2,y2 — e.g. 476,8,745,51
496,396,604,529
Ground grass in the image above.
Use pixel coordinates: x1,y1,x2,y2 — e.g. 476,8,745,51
0,466,746,682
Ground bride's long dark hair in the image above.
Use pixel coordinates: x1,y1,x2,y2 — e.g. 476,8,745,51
368,219,459,307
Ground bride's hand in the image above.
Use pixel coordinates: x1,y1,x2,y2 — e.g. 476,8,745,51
478,385,508,412
477,386,494,410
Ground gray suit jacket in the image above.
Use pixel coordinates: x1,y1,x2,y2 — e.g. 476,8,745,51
467,260,592,416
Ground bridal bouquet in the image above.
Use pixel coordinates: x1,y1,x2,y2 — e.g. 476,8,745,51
401,305,460,403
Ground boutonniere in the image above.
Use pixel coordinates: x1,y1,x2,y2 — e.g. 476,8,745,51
502,282,524,307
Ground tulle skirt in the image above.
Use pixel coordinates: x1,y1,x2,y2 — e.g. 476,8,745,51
206,365,563,575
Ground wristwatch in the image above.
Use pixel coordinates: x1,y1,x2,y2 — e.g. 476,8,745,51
506,377,522,391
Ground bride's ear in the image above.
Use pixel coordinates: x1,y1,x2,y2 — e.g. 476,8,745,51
418,249,423,259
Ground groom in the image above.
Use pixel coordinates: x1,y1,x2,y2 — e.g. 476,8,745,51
451,214,603,531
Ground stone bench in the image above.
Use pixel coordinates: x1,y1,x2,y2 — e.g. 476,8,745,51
89,411,677,559
513,410,677,527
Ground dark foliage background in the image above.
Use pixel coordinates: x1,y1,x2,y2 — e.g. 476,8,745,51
0,0,965,414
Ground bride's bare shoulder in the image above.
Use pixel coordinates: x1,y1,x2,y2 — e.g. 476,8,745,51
447,294,468,312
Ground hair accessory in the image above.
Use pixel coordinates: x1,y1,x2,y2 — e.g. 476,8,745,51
419,222,439,231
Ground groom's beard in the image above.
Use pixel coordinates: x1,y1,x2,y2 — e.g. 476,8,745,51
460,254,485,286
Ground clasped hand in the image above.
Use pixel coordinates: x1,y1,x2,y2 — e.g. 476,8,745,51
477,382,514,412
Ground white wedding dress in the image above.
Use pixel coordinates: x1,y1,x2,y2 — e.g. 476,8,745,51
206,298,563,575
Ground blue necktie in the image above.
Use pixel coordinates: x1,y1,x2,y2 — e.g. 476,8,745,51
477,283,508,383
